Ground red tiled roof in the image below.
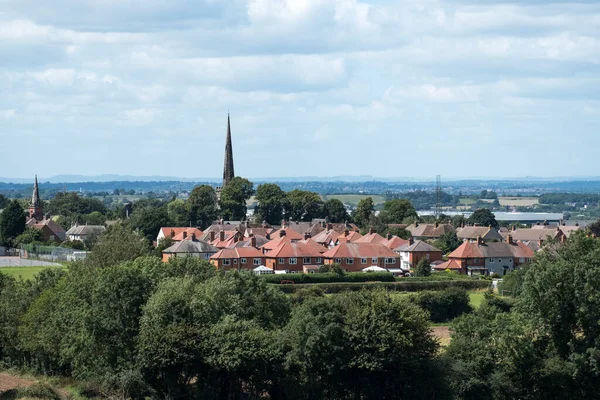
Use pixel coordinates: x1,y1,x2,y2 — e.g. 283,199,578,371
322,243,399,259
299,238,328,254
312,229,339,244
260,235,292,251
270,227,304,241
433,259,463,271
171,228,203,241
211,247,264,259
264,241,323,258
381,236,410,250
336,231,363,244
449,241,534,259
354,232,386,244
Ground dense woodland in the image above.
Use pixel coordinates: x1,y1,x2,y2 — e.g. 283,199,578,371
0,229,596,398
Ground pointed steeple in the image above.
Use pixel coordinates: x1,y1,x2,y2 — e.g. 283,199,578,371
29,175,43,220
222,113,235,187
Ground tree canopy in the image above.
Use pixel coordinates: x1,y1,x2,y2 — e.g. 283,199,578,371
254,183,287,225
285,189,324,222
467,208,499,229
187,185,218,229
323,198,350,223
352,197,374,229
379,198,418,224
0,200,26,247
219,177,254,221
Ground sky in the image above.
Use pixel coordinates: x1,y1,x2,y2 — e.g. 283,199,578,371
1,0,599,180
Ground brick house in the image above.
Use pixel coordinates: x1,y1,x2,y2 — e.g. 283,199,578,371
161,234,219,262
264,241,324,273
210,247,265,271
442,235,534,275
394,239,443,270
321,242,401,272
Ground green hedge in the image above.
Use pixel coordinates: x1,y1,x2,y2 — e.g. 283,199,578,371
411,288,472,323
273,279,490,294
398,273,477,282
259,272,396,284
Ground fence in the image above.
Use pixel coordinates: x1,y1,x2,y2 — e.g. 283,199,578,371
19,244,87,262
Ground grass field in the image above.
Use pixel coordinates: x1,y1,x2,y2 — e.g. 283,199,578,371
323,194,387,206
0,266,67,280
498,197,539,206
459,198,476,205
469,291,486,308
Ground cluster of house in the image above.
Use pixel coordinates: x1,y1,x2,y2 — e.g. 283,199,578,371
156,219,584,276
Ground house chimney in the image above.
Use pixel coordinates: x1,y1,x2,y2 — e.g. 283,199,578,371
386,233,392,240
191,233,196,241
369,227,375,235
210,231,216,241
538,239,544,246
183,231,187,239
262,220,267,228
304,232,311,240
476,235,482,245
170,229,175,238
507,234,513,245
219,231,225,241
415,222,419,227
409,237,414,245
435,222,439,228
560,234,567,244
327,223,333,230
279,229,286,238
344,229,349,238
251,236,257,248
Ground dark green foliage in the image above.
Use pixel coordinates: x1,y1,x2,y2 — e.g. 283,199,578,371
285,189,324,221
219,177,254,221
352,197,374,228
187,185,218,229
46,192,106,217
254,183,287,225
259,271,395,284
414,257,432,276
317,262,345,275
167,198,189,227
0,194,9,209
433,231,462,254
15,382,61,400
412,288,472,323
14,227,44,245
85,224,150,268
0,200,26,247
323,198,350,223
274,279,491,294
379,198,418,224
468,208,499,229
126,203,171,241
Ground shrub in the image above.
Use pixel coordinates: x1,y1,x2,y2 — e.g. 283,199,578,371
274,280,490,294
259,272,395,284
17,383,61,400
412,288,472,323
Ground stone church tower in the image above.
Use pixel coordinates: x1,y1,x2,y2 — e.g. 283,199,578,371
29,175,43,221
217,114,235,200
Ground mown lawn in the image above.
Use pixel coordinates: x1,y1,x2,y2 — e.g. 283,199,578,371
0,266,67,281
323,194,387,206
469,291,486,308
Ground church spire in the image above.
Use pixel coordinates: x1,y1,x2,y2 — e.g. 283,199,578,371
222,113,235,187
29,175,43,220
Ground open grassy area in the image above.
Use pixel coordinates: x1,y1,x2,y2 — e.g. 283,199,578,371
498,197,539,206
459,197,475,205
0,266,67,281
469,290,486,308
323,194,387,206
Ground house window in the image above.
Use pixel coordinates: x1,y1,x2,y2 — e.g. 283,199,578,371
204,253,211,259
385,258,396,264
315,257,322,264
241,258,247,264
361,258,367,264
303,257,311,264
289,258,297,265
334,258,342,263
498,259,502,263
489,258,494,263
473,258,479,263
346,258,354,265
223,259,231,266
233,259,238,264
426,254,430,260
253,258,261,266
372,257,378,264
519,258,525,263
278,258,285,264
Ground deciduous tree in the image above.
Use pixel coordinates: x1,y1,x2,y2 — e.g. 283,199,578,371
187,185,218,229
323,198,350,223
219,177,254,221
352,197,374,229
0,200,26,247
254,183,287,225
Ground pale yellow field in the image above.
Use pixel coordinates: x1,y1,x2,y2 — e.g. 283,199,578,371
498,197,539,206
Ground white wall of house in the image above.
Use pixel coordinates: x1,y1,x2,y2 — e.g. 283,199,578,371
399,251,411,269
